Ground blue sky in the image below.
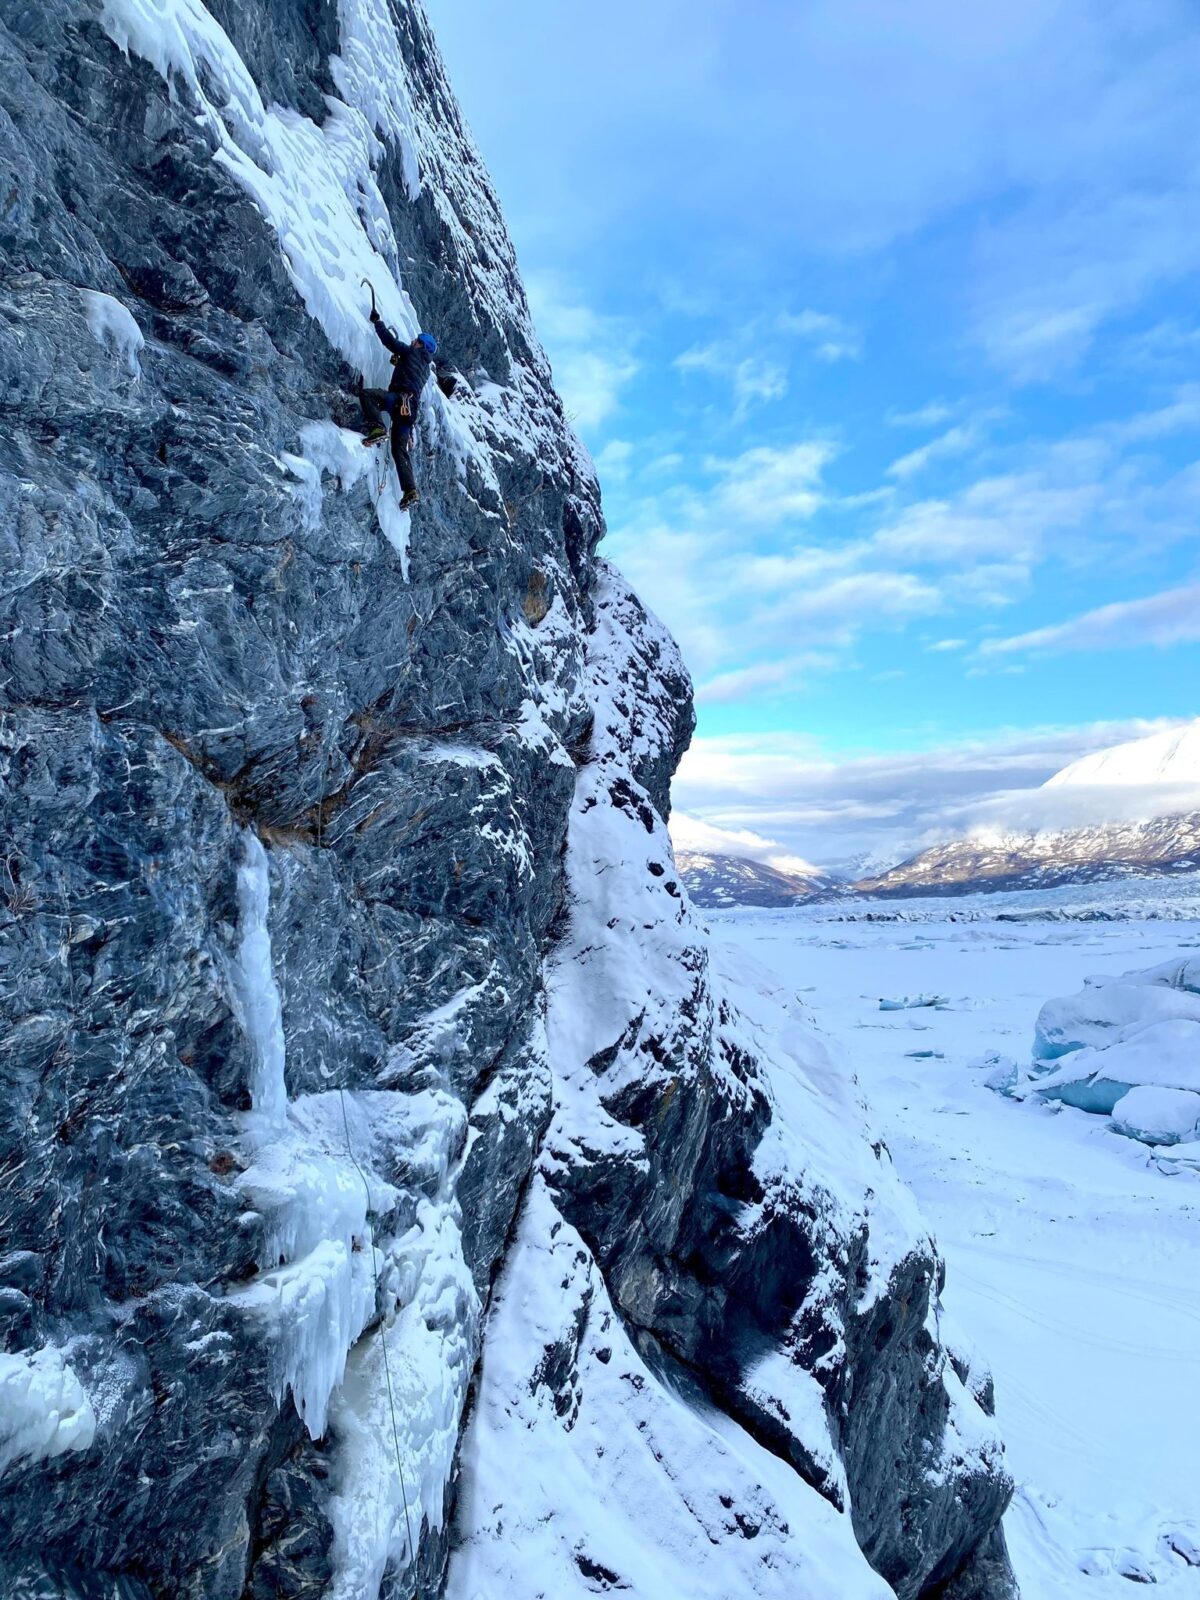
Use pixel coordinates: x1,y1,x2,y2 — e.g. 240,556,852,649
425,0,1200,865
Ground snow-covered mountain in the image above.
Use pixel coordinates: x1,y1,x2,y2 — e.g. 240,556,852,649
0,4,1014,1598
859,721,1200,897
677,849,832,908
1046,720,1200,788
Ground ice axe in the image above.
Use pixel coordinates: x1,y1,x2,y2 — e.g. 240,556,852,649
361,277,379,318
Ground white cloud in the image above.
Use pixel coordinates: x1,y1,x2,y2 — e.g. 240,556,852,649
672,314,860,418
674,340,789,416
672,719,1187,865
550,347,638,431
760,570,942,633
981,582,1200,657
1110,384,1200,443
705,440,835,524
694,651,836,705
953,779,1200,838
973,188,1200,380
605,383,1200,713
889,401,955,428
886,422,983,480
593,438,634,482
525,272,638,434
871,470,1102,566
778,309,839,338
668,812,822,879
778,308,862,362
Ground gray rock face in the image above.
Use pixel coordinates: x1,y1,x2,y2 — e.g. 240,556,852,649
0,4,1015,1598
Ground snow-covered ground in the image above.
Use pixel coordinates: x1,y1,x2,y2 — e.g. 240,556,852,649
708,877,1200,1598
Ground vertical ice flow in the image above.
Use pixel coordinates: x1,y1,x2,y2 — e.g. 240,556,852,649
234,830,288,1129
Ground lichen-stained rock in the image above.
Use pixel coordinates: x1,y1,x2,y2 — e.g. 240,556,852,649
0,3,1015,1598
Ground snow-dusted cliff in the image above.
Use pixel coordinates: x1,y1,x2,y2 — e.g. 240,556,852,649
0,4,1014,1596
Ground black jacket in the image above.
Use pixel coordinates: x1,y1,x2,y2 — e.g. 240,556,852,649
370,314,457,401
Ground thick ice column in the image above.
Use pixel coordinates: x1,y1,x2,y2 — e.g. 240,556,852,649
233,831,288,1130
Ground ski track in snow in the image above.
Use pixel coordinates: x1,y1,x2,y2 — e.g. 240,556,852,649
708,890,1200,1598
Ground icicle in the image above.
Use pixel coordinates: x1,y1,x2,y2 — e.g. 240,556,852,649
233,830,288,1129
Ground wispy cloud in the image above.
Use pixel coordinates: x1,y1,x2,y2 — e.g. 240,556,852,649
760,571,942,634
608,387,1200,704
695,652,834,705
705,440,835,524
886,422,984,480
525,272,638,433
889,401,955,429
593,438,634,481
1109,384,1200,444
778,308,862,363
673,719,1188,865
674,341,788,416
982,582,1200,657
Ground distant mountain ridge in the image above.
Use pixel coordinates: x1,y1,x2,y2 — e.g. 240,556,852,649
679,722,1200,906
853,812,1200,897
857,719,1200,897
677,850,833,908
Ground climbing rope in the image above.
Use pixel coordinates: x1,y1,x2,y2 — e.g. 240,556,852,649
336,1084,418,1582
285,275,413,1587
371,446,392,518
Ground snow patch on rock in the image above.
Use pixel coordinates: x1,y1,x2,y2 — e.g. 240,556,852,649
80,288,143,376
100,0,420,383
0,1347,96,1477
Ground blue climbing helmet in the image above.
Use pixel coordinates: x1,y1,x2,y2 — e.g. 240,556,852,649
416,332,438,356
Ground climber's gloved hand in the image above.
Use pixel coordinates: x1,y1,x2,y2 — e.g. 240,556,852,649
369,307,380,324
437,372,459,399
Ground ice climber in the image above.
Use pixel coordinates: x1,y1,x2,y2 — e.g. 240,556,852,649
359,310,458,509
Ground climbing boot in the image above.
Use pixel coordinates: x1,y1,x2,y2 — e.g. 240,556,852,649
399,488,421,510
363,425,387,447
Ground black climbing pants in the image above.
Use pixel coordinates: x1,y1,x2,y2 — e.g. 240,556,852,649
360,388,417,496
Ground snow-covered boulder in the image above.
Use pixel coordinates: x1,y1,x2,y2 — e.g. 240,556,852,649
1029,1017,1200,1113
1111,1086,1200,1145
1007,959,1200,1147
1033,979,1200,1060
